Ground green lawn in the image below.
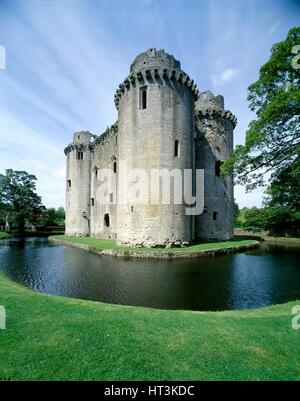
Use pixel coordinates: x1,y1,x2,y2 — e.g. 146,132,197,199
0,232,12,240
51,235,259,255
0,231,64,240
0,274,299,380
264,236,300,245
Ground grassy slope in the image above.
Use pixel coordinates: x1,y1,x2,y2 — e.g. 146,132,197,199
0,274,299,380
52,235,258,254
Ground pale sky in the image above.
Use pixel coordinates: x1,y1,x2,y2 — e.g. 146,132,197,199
0,0,299,208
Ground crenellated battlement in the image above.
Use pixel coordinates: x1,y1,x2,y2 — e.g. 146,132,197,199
64,131,95,155
196,90,237,128
114,49,199,109
196,108,237,128
130,48,181,73
93,123,118,147
64,124,118,155
64,142,94,156
64,49,236,243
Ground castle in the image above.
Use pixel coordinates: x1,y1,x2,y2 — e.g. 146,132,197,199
64,49,237,247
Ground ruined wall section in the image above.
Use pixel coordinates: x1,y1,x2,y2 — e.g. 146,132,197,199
195,91,237,240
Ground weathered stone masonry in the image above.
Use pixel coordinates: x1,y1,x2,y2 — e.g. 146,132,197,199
64,49,237,246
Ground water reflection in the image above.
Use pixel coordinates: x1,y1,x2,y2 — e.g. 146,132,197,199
0,237,300,311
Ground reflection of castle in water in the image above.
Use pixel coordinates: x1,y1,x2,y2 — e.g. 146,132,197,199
64,49,237,247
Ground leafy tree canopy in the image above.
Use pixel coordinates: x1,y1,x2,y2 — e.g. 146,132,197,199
0,169,44,232
264,157,300,210
223,27,300,192
38,207,65,227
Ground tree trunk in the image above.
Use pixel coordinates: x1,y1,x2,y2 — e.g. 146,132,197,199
18,218,25,234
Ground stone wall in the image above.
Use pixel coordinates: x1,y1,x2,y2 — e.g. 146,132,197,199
65,131,94,236
116,48,198,246
64,51,237,245
90,125,118,239
195,91,236,240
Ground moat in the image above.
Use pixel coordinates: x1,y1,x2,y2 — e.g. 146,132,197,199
0,236,300,311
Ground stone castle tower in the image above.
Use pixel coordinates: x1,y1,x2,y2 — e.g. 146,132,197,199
64,49,237,247
195,91,236,240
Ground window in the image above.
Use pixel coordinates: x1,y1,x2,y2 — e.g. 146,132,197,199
131,206,134,213
139,86,147,109
215,160,223,177
109,193,113,203
91,198,94,206
67,179,71,188
113,161,117,174
95,168,98,178
78,134,80,140
213,212,218,221
77,150,84,160
104,213,110,227
175,140,180,157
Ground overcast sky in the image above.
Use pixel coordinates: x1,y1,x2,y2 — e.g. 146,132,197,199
0,0,299,208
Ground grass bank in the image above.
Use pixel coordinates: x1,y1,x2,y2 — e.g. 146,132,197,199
0,274,299,380
0,231,63,240
263,236,300,245
234,229,300,246
49,235,259,258
0,232,12,240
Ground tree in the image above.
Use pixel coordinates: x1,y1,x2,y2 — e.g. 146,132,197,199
55,207,65,225
241,206,299,236
233,201,240,226
264,157,300,210
223,27,300,192
37,207,65,226
0,169,44,233
242,207,271,231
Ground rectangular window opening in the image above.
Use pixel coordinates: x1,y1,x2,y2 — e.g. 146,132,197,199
109,193,113,203
139,86,147,109
77,150,84,160
67,179,71,188
91,198,94,206
213,211,218,221
175,140,180,157
215,160,223,177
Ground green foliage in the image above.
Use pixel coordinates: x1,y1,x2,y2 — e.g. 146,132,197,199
233,201,240,226
0,232,12,239
242,207,271,230
264,157,300,210
37,207,65,227
241,206,300,236
0,169,44,232
223,27,300,191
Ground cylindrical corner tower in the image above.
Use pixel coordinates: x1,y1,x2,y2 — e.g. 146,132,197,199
65,131,94,236
195,91,237,240
114,48,199,246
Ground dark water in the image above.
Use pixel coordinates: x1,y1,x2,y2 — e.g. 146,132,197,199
0,237,300,311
